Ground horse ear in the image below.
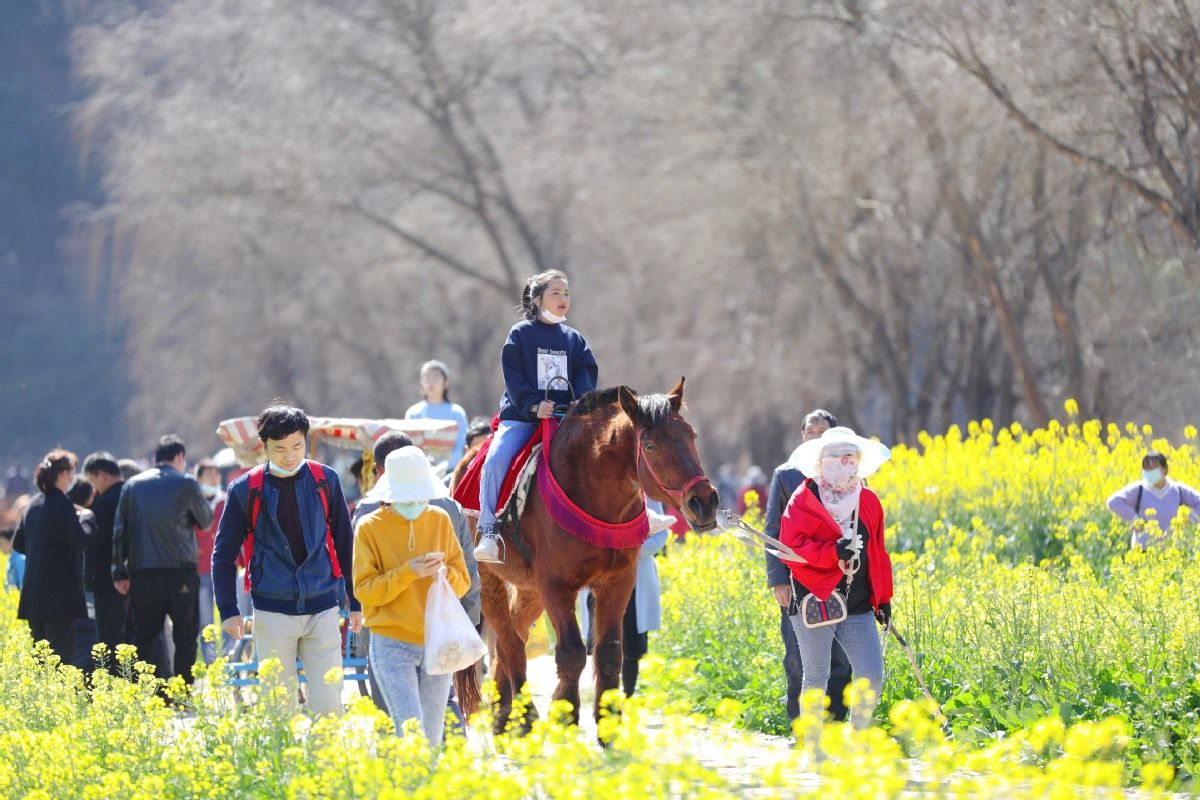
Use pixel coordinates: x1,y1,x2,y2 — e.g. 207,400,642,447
618,386,641,424
668,376,685,411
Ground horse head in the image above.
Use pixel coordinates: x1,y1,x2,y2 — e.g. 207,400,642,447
618,377,720,532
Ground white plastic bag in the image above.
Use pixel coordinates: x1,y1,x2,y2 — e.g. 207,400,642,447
424,566,486,675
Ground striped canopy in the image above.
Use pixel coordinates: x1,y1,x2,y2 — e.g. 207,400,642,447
216,416,458,467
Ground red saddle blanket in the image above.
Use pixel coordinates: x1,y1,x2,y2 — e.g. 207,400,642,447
452,415,545,513
453,417,650,549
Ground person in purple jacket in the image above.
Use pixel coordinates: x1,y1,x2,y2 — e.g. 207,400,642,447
1106,451,1200,548
473,270,598,563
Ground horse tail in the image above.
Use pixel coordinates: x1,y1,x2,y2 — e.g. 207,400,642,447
455,660,483,718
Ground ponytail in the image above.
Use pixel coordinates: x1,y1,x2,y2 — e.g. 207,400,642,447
519,281,536,320
34,449,77,494
518,269,569,320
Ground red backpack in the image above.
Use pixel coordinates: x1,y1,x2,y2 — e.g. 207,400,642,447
241,460,343,591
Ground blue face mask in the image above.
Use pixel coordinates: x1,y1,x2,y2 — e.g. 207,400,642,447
1143,468,1165,485
269,460,303,478
392,501,427,521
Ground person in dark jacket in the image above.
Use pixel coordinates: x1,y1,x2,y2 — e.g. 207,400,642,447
66,477,100,670
213,404,360,716
474,269,599,563
84,452,129,655
112,434,212,683
764,409,853,723
15,449,92,662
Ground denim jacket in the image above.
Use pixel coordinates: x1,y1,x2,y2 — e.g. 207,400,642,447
212,463,358,621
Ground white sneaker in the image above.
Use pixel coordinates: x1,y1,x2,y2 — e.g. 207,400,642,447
474,529,504,563
647,509,677,534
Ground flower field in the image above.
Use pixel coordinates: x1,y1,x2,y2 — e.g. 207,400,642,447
655,408,1200,790
0,408,1193,796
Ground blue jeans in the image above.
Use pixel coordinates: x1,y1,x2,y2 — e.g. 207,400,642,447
478,420,537,528
197,573,216,664
369,634,453,744
790,610,884,728
781,606,851,721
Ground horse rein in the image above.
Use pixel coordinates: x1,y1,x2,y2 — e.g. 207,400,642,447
635,425,708,507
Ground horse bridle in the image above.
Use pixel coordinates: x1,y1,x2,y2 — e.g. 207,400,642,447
635,424,708,507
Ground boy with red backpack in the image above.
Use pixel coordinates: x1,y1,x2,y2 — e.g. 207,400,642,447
212,404,361,716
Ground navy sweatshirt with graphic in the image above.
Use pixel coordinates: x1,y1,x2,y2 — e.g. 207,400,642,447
498,319,599,422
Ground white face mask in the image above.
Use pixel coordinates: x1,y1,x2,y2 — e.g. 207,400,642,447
269,460,303,478
1143,468,1165,485
539,307,567,324
199,483,219,499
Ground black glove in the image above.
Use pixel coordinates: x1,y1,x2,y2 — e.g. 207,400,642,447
875,602,892,628
835,540,855,562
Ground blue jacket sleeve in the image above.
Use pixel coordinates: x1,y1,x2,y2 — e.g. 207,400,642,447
571,333,598,397
764,467,792,588
212,487,247,621
325,472,360,612
501,327,541,421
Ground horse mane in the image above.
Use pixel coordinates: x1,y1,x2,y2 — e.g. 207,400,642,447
569,387,675,427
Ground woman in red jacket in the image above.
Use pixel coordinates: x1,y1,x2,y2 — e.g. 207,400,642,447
778,427,892,729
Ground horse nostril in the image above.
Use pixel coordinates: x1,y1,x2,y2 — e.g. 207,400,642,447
687,496,703,518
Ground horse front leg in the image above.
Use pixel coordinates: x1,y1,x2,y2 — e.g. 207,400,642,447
542,578,587,725
590,568,637,727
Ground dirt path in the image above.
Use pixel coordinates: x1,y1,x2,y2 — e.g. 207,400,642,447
522,654,818,795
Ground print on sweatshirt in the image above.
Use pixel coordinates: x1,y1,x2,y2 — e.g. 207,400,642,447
537,348,569,390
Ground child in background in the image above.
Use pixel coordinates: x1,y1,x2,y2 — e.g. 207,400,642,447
0,529,23,590
353,446,471,743
405,360,470,471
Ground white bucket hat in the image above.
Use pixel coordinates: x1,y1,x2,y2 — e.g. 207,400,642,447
369,446,448,503
787,426,891,479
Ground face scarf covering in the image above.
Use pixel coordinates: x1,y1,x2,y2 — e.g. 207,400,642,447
817,446,863,538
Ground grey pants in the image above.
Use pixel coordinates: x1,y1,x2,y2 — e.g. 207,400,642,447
790,610,884,728
254,607,343,716
369,633,453,744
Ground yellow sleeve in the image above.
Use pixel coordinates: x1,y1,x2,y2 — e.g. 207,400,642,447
352,524,417,607
440,517,471,598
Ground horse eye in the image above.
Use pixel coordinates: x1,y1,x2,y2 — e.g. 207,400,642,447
643,442,656,451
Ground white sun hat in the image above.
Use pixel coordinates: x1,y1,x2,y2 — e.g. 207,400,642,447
369,446,449,503
787,426,891,479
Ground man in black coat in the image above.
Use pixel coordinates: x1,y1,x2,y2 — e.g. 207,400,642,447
764,409,852,723
112,435,212,683
84,452,130,655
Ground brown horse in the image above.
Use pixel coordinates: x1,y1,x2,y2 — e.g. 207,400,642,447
455,378,720,731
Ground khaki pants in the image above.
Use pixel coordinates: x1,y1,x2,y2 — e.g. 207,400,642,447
254,607,343,716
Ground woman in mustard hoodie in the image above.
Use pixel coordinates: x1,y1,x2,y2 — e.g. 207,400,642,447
354,446,470,743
